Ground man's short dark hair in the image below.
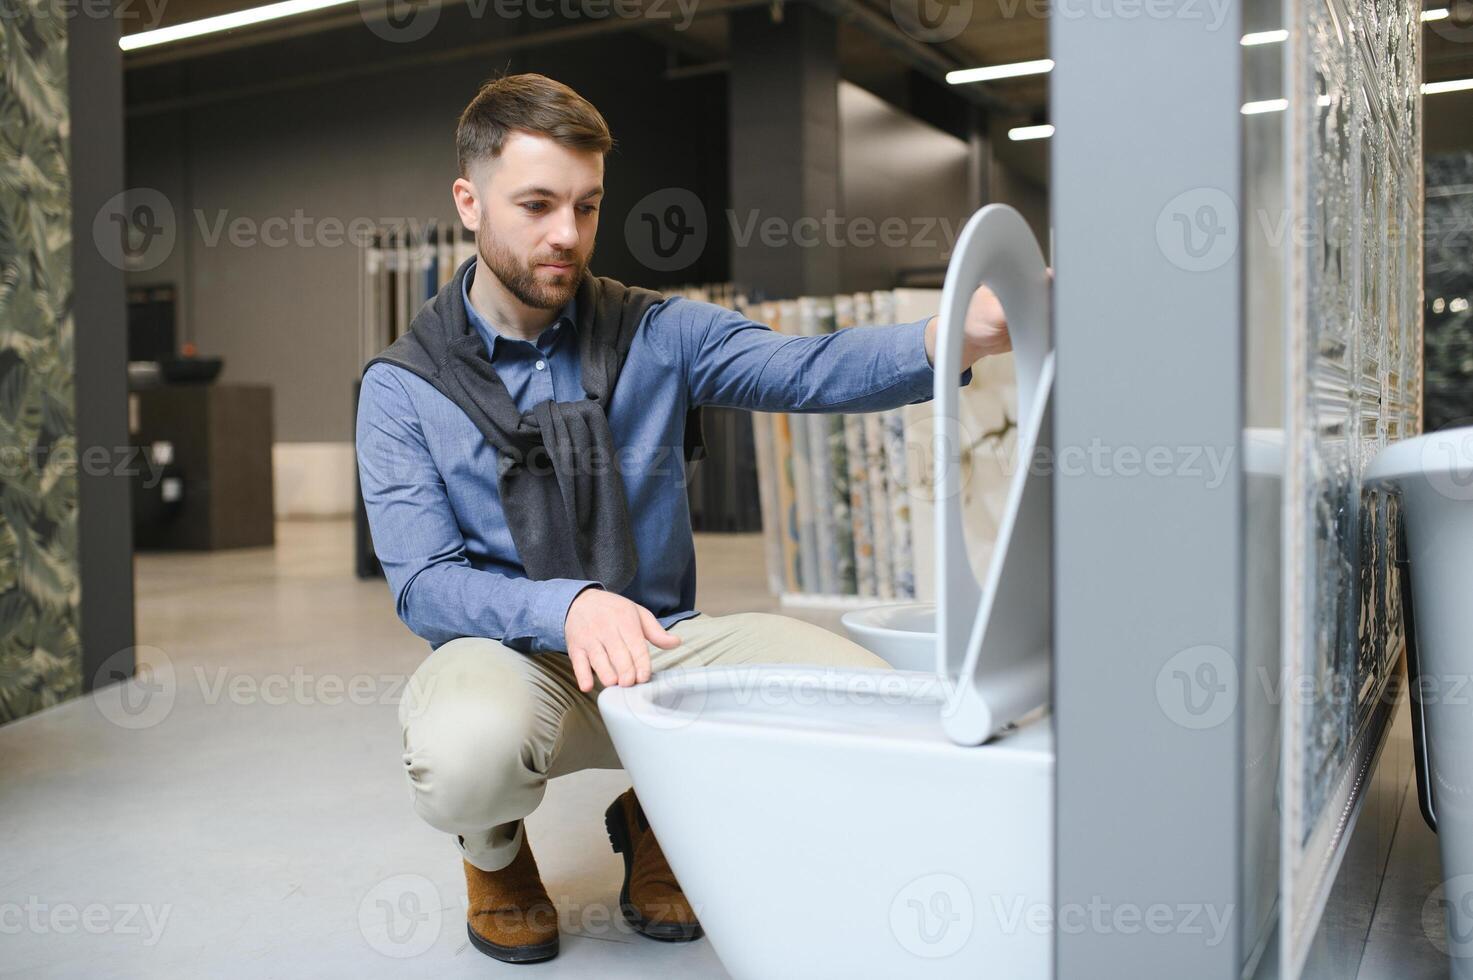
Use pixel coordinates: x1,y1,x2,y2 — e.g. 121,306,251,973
456,73,614,177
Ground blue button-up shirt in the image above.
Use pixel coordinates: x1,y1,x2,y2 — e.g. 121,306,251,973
356,265,964,652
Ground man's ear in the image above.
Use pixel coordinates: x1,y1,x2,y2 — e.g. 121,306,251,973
452,175,481,232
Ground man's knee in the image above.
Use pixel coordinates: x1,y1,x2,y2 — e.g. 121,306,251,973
400,651,549,834
729,612,891,670
406,710,544,834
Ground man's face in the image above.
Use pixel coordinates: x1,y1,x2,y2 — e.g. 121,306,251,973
462,131,602,310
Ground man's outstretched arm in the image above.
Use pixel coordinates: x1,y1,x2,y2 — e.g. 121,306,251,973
662,286,1010,413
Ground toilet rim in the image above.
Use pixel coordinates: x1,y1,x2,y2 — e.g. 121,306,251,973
840,601,936,632
597,663,953,722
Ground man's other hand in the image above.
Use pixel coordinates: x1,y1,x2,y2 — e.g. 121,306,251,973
564,589,682,692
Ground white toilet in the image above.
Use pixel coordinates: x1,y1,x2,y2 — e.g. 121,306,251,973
1363,427,1473,979
599,204,1055,979
838,600,935,672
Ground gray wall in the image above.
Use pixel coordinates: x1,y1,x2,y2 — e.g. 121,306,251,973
837,81,972,293
126,33,729,443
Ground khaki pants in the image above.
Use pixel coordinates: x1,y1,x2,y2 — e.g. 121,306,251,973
397,611,890,872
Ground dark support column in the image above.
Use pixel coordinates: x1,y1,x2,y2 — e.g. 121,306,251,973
966,103,989,214
70,4,136,691
727,3,840,300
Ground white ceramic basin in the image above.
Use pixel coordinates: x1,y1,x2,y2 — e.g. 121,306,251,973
839,602,936,672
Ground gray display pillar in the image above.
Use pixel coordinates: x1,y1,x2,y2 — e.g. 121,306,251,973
70,6,136,692
1052,4,1244,979
727,3,841,300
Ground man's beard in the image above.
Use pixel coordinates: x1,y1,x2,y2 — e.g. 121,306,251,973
476,221,592,311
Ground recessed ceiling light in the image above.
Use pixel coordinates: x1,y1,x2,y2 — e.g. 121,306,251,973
1423,77,1473,94
120,0,359,51
1008,124,1054,141
947,60,1055,85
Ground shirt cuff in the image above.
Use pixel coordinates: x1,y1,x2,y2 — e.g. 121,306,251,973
529,578,604,652
890,317,975,398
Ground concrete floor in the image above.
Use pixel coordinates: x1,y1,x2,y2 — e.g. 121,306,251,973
0,518,1458,978
2,519,806,979
1357,784,1453,980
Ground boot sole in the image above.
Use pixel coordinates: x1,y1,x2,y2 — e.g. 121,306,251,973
604,798,704,942
466,922,560,964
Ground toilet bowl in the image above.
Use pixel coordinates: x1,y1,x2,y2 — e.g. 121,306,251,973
1363,427,1473,979
599,204,1055,979
839,601,935,671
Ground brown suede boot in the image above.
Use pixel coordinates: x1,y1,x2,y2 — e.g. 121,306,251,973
604,788,703,941
463,832,560,963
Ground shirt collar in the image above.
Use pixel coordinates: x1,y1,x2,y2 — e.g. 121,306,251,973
461,261,576,360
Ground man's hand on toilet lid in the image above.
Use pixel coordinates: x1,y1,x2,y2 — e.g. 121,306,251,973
921,266,1053,370
564,589,682,692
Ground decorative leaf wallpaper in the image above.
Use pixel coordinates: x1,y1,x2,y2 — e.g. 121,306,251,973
0,0,81,724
